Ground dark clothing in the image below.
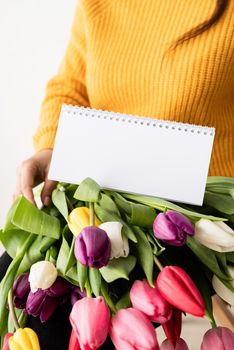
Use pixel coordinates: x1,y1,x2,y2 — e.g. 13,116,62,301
0,252,114,350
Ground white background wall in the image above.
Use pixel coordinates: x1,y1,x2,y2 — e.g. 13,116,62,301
0,0,77,231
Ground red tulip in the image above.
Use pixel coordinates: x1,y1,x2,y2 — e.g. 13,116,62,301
161,338,189,350
162,308,182,346
157,266,205,317
130,279,172,323
68,328,80,350
2,333,13,350
200,327,234,350
110,307,159,350
70,296,110,350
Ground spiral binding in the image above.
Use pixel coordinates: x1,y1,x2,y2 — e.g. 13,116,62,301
62,104,215,137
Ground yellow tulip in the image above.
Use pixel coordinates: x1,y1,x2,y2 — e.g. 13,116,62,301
68,207,101,237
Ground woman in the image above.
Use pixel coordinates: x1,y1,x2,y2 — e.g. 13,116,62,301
2,0,234,349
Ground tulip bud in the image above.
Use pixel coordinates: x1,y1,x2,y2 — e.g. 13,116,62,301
70,297,110,350
13,273,30,309
157,266,205,317
130,279,172,323
74,226,111,268
161,338,189,350
2,332,13,350
29,261,57,293
99,221,129,259
212,266,234,306
153,211,194,246
68,207,101,237
200,327,234,350
194,219,234,252
162,308,182,346
110,308,159,350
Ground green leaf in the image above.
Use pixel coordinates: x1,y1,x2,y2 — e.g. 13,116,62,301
17,235,55,275
52,188,68,220
115,291,131,310
94,204,137,242
3,197,21,231
186,237,231,281
122,193,226,222
65,236,76,274
131,227,154,286
89,268,101,297
100,255,136,283
56,226,72,276
0,229,29,258
110,192,156,227
204,191,234,215
11,196,60,239
206,177,234,197
77,261,88,291
0,234,35,335
226,252,234,263
99,193,120,215
74,178,101,202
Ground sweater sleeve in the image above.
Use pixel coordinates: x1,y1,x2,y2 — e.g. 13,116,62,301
33,1,89,152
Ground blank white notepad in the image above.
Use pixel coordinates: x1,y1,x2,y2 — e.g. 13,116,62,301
49,105,215,205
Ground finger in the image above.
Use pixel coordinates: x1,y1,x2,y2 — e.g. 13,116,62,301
41,178,57,206
20,161,38,205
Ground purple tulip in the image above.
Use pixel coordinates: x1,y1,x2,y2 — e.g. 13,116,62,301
74,226,111,268
71,287,86,306
153,211,194,246
13,273,30,309
26,276,73,322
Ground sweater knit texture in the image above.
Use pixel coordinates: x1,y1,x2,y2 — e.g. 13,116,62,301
33,0,234,177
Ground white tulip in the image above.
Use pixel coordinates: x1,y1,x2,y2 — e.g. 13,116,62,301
29,261,58,293
99,221,129,259
194,219,234,252
212,266,234,306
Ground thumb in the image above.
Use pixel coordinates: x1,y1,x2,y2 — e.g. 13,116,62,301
41,178,57,206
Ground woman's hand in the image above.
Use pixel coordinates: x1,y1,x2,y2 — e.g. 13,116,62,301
13,149,57,206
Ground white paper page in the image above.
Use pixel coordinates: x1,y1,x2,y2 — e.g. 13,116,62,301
49,105,215,205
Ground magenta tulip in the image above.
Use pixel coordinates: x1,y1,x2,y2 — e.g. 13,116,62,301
74,226,111,268
70,296,110,350
200,327,234,350
161,338,189,350
110,307,159,350
130,279,172,323
157,266,205,317
153,211,194,246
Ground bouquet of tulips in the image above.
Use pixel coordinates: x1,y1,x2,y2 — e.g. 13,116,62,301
0,176,234,350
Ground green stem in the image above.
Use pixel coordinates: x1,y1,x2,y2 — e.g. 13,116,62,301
85,278,92,298
8,289,20,330
154,256,164,271
89,202,94,226
66,195,74,211
101,283,117,314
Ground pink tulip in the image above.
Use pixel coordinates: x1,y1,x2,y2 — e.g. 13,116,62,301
200,327,234,350
110,307,159,350
70,296,110,350
130,279,172,323
157,266,205,317
68,329,80,350
161,339,189,350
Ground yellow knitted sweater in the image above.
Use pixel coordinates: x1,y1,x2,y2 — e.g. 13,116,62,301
33,0,234,177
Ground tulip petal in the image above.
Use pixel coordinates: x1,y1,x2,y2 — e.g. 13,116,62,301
212,267,234,306
157,266,205,317
29,261,57,293
40,295,60,323
194,220,234,253
47,277,72,297
99,222,129,259
110,308,159,350
201,327,234,350
26,290,46,316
